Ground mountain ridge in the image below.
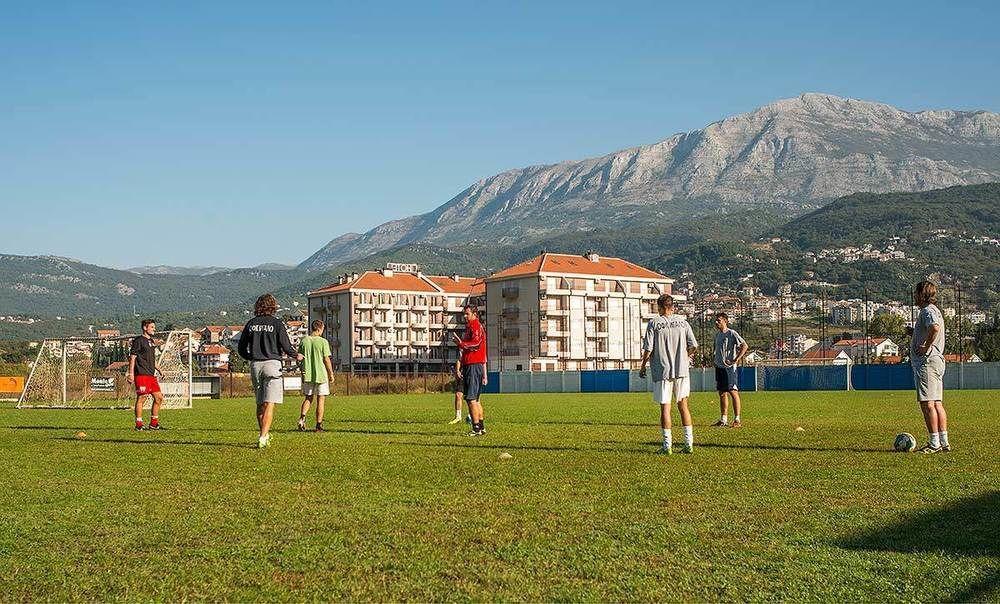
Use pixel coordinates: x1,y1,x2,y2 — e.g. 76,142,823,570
300,92,1000,271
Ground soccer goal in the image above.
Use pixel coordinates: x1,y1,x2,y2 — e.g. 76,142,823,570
18,330,194,409
754,357,854,391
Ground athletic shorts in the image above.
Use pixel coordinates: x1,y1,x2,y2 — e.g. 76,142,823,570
134,374,160,395
461,363,484,402
913,356,945,402
653,377,690,405
715,366,738,392
302,381,330,396
250,359,284,405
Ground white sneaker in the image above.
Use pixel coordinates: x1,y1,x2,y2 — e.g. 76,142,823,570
258,434,271,449
447,416,462,425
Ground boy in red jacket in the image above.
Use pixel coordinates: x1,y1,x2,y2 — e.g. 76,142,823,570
452,305,487,436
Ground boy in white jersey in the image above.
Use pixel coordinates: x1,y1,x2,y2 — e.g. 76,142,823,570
639,294,699,454
911,280,950,453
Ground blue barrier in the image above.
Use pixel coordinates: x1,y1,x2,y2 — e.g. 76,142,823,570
761,365,849,391
738,367,756,392
580,370,630,393
851,364,914,390
482,371,501,394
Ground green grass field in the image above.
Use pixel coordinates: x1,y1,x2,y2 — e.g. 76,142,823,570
1,390,997,602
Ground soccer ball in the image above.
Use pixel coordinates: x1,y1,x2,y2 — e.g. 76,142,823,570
894,432,917,452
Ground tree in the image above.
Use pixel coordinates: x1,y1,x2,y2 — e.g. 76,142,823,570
869,313,904,338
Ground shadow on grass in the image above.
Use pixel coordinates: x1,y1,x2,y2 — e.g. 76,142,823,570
696,442,887,453
330,427,451,438
838,491,1000,601
332,418,453,426
391,439,650,454
53,436,250,449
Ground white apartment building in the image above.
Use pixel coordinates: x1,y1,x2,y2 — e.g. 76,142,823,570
306,264,484,372
483,252,675,372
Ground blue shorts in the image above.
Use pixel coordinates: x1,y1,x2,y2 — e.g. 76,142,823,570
461,363,484,402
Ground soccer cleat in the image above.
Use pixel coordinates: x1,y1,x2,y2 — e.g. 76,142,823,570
941,443,952,452
315,423,324,432
296,419,306,432
656,444,673,455
465,415,472,425
731,420,742,428
711,420,728,427
147,422,161,431
447,416,462,425
134,422,144,431
918,443,941,454
680,443,694,454
467,429,485,437
258,434,271,449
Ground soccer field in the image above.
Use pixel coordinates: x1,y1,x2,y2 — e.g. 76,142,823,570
1,391,997,601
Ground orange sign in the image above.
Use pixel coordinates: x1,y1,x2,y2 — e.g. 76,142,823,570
0,376,25,393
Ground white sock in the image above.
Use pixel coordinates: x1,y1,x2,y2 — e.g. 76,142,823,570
930,432,941,448
662,429,672,448
135,416,143,423
939,431,949,446
684,425,694,446
734,415,740,422
455,410,462,419
721,414,728,424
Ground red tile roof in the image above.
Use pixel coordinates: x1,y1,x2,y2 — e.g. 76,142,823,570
310,271,484,296
487,253,671,281
802,347,850,360
196,344,230,355
833,338,889,346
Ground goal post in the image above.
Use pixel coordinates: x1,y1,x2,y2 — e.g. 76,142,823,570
754,357,854,392
17,330,194,409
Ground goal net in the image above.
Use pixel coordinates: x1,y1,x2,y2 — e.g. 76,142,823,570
18,330,193,409
755,357,853,391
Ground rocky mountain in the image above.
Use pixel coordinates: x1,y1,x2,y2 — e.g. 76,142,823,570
127,265,235,276
300,93,1000,271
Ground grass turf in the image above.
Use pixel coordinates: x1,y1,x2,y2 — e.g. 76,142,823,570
0,390,997,601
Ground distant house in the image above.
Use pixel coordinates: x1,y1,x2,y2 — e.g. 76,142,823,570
742,350,768,365
801,347,852,365
943,353,982,363
96,329,121,339
194,344,231,372
832,337,899,360
199,326,226,344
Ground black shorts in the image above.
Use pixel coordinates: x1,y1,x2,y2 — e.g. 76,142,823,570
454,377,464,394
461,363,484,402
715,366,739,393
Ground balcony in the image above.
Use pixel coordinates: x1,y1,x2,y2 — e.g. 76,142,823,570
503,327,520,339
375,321,394,328
502,307,520,321
376,303,393,310
355,338,374,345
502,286,520,299
354,301,374,309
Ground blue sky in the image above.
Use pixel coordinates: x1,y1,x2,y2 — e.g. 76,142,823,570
2,1,998,268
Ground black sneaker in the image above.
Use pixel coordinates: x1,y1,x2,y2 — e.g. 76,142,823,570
467,429,485,437
134,423,144,431
297,420,306,432
918,443,941,454
315,423,325,432
147,423,161,431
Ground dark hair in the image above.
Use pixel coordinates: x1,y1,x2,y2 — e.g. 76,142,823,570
914,280,937,306
715,312,729,321
311,319,324,332
656,294,674,309
463,305,479,315
141,319,155,329
254,293,279,317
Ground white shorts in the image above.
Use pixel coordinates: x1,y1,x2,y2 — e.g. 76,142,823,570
652,378,690,405
302,381,330,396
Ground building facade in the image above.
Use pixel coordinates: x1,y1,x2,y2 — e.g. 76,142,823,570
483,252,674,372
306,264,485,372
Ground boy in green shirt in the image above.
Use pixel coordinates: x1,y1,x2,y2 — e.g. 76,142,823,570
298,319,334,432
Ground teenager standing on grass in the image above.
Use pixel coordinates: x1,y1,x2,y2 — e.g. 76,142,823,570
452,305,487,436
712,312,748,428
126,319,164,431
639,294,698,454
238,293,302,449
298,319,334,432
448,358,465,424
911,280,950,453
